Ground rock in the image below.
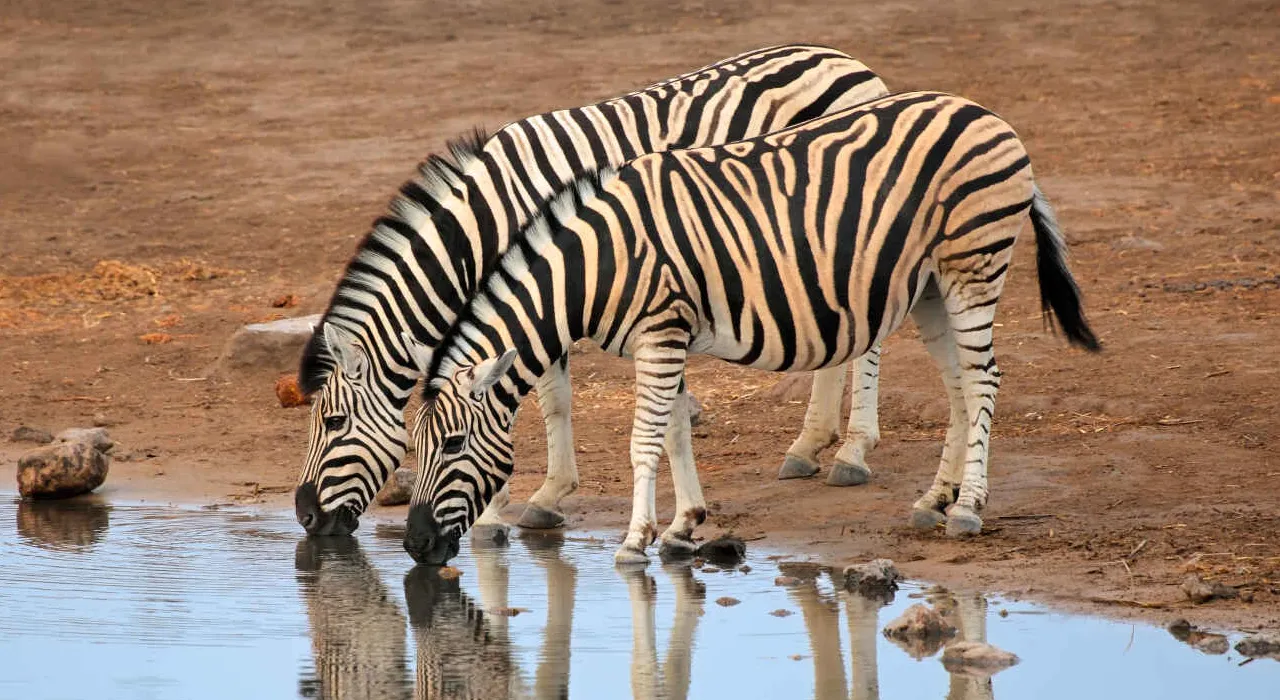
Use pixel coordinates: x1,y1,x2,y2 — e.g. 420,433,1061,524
769,609,794,617
437,566,462,580
488,607,528,617
941,641,1020,675
214,314,321,377
11,426,54,444
715,596,741,607
738,565,752,574
375,467,418,507
775,576,802,587
1181,575,1238,604
1167,619,1229,655
694,535,746,565
685,392,705,426
883,604,957,659
275,375,310,407
844,559,902,598
1235,635,1280,659
701,566,721,573
55,427,113,453
17,441,110,499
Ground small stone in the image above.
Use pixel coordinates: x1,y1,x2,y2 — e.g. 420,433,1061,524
437,566,462,580
685,392,705,426
1236,636,1280,659
1181,575,1237,604
789,654,804,661
775,576,802,587
738,565,752,574
883,604,958,659
1167,619,1229,654
715,596,740,607
215,314,322,377
11,426,53,445
769,609,794,617
375,467,417,506
55,427,113,453
843,558,902,597
17,441,111,499
694,535,746,565
941,641,1020,674
275,375,310,408
701,566,721,574
691,558,705,568
489,607,528,617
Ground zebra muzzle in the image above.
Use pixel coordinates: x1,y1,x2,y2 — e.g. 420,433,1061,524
403,504,461,565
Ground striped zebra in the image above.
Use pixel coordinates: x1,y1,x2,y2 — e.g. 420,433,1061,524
294,44,891,539
402,90,1100,565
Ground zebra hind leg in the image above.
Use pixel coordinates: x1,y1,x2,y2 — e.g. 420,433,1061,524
827,347,882,487
942,294,1001,538
778,364,846,479
520,356,580,530
908,283,969,531
657,386,707,559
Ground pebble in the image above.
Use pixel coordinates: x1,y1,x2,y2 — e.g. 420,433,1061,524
17,441,110,499
375,467,418,507
715,596,741,607
11,426,54,445
843,558,902,597
882,604,957,645
774,576,802,587
941,641,1020,674
1181,575,1237,604
768,609,794,617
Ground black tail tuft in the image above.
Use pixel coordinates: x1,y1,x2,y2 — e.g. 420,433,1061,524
1031,186,1101,352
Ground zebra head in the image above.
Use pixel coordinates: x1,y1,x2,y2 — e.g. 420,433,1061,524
295,322,410,537
403,349,519,565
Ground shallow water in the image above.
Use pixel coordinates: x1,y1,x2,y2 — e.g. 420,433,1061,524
0,497,1274,699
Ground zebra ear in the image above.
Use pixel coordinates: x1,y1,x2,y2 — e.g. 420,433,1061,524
400,331,432,375
322,323,367,379
468,349,518,399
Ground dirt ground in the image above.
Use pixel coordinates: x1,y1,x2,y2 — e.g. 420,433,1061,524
3,0,1278,632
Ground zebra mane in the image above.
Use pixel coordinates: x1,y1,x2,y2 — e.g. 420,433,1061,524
426,166,619,387
299,128,490,394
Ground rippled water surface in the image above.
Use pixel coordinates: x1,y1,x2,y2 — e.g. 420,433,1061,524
1,496,1275,699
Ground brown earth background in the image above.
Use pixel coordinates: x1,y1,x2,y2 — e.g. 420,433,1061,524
2,0,1278,631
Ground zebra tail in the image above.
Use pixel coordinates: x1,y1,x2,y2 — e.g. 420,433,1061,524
1030,185,1101,352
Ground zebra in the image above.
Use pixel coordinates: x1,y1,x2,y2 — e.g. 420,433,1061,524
294,538,412,700
621,564,705,700
402,90,1101,565
294,44,892,540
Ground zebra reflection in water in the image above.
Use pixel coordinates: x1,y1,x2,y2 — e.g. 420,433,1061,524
789,571,1001,700
620,565,706,700
294,538,412,700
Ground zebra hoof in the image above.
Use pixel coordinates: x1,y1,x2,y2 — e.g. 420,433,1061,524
614,546,651,567
826,461,871,487
657,535,697,561
909,508,946,531
517,503,565,530
778,454,820,480
470,523,510,547
945,508,983,537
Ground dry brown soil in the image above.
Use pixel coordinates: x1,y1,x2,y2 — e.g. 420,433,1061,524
3,0,1278,632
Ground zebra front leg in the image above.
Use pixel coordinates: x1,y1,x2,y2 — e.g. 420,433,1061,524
909,284,969,531
621,568,662,699
657,383,707,559
661,564,705,700
842,587,883,700
471,483,512,545
616,343,688,565
944,301,1001,537
778,364,847,479
827,346,882,487
519,355,580,530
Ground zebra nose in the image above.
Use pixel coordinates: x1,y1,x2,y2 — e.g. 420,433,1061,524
295,483,323,534
405,504,457,564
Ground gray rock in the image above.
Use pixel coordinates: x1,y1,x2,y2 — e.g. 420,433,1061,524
1181,575,1237,604
375,466,417,507
883,604,957,659
1235,635,1280,659
55,427,114,453
844,559,902,597
11,426,54,444
215,314,322,376
18,441,110,499
941,641,1020,675
685,392,705,426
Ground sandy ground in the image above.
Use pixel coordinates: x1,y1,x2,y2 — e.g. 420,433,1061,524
3,0,1278,633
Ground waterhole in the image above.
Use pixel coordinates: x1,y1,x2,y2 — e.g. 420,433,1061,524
0,496,1273,699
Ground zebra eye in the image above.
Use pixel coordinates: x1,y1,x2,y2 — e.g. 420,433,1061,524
441,435,466,455
323,415,347,432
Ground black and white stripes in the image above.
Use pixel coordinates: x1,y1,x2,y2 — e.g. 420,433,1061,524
403,91,1099,565
292,44,890,537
